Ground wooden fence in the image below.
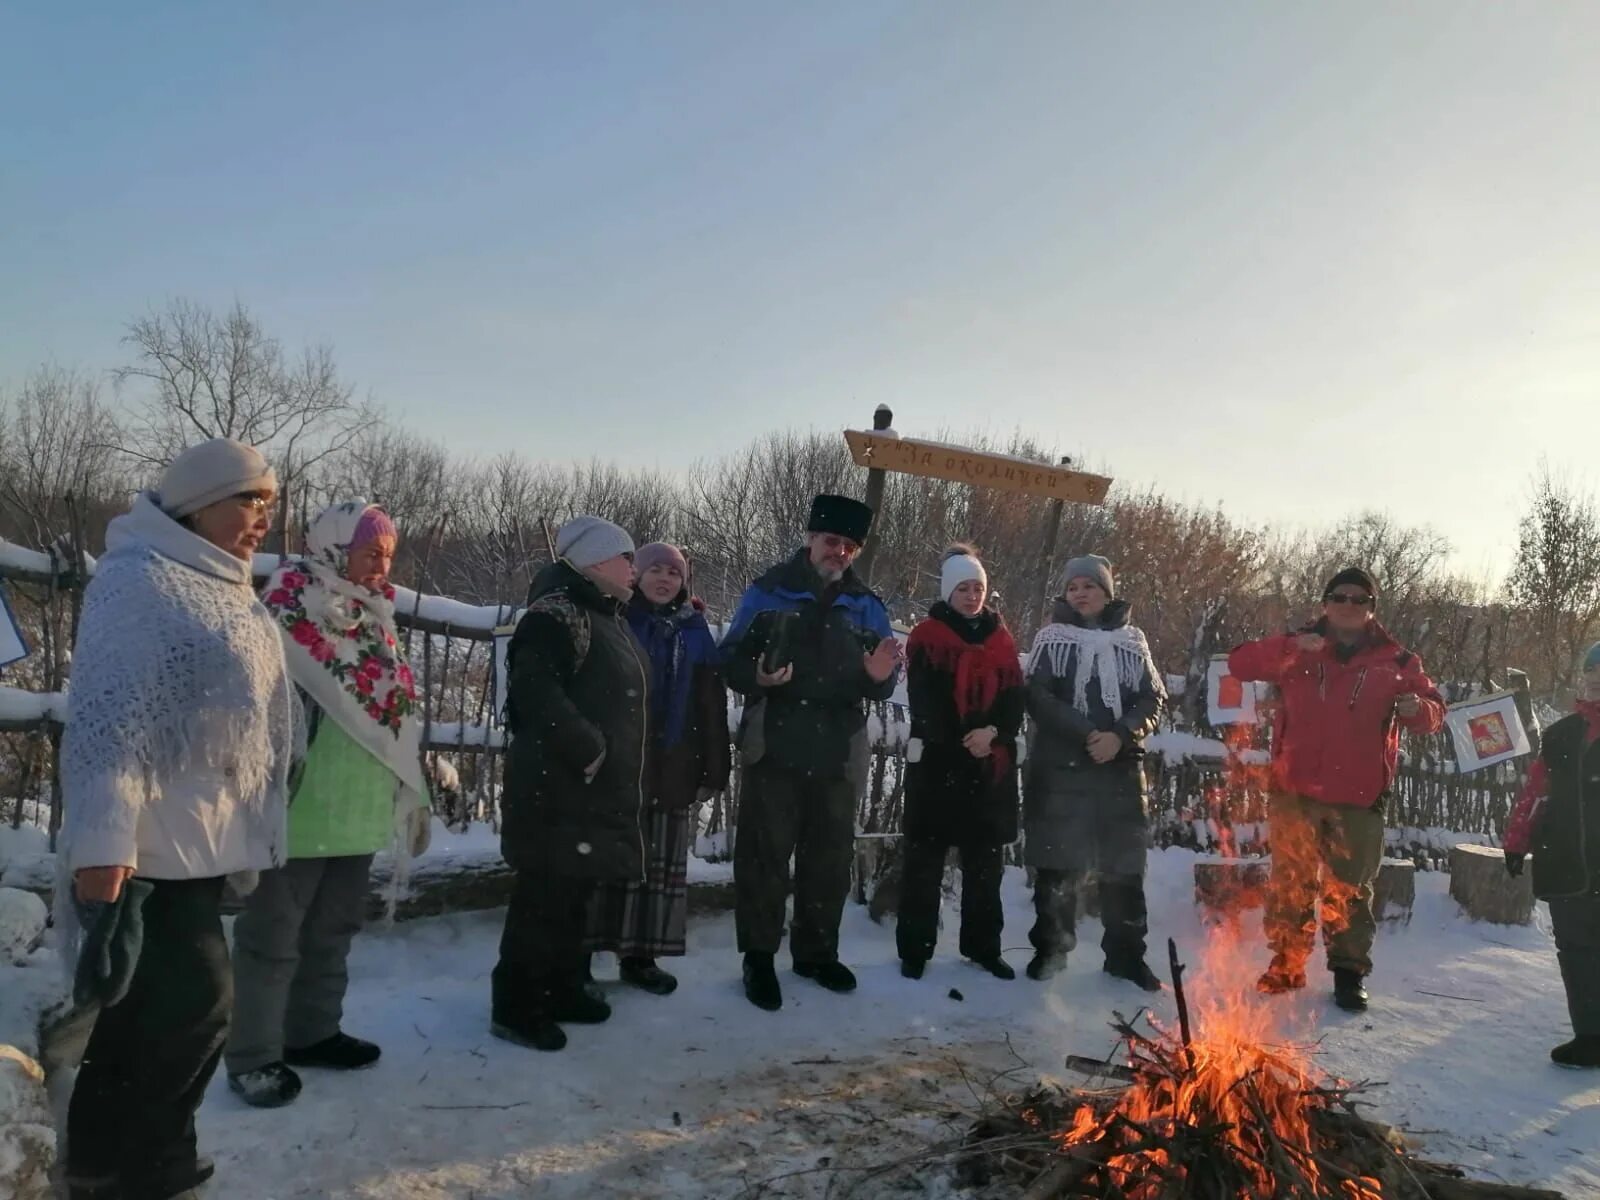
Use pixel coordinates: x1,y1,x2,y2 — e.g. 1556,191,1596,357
2,536,1527,857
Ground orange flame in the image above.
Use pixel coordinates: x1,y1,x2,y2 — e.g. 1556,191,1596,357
1057,723,1384,1197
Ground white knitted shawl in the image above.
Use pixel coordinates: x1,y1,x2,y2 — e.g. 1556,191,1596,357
59,494,298,866
1025,621,1158,720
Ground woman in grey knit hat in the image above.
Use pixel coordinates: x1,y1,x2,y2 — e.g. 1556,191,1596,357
492,515,650,1052
1021,555,1166,991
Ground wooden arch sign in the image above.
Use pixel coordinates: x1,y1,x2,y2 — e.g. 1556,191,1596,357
844,430,1112,505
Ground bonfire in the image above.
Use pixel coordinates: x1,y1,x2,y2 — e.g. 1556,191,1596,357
956,724,1565,1200
955,930,1565,1200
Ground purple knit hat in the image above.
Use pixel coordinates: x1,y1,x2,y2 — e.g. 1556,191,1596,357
634,542,688,578
351,505,397,551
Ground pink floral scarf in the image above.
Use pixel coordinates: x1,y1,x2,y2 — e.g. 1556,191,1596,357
260,501,427,803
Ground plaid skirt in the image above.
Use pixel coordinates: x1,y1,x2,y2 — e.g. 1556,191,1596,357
582,806,691,958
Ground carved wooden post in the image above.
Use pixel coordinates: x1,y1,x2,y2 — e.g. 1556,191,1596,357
1033,458,1073,631
854,404,894,585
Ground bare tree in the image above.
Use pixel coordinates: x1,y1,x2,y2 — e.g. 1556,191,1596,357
115,298,376,487
1506,465,1600,701
0,365,130,552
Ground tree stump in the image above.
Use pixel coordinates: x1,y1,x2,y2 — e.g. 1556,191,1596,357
1374,857,1416,923
1449,843,1534,925
1194,857,1271,916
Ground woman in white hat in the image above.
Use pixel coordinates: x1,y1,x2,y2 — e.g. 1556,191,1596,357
897,546,1025,981
60,437,297,1200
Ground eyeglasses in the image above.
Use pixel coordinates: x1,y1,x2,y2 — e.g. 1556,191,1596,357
234,492,275,514
817,534,862,556
1324,592,1373,607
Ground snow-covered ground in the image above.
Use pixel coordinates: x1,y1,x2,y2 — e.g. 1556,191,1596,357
184,849,1596,1199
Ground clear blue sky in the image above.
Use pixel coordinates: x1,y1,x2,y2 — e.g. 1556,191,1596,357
3,2,1596,580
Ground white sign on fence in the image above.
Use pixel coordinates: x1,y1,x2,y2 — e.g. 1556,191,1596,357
1206,655,1260,725
0,584,28,668
1444,690,1532,772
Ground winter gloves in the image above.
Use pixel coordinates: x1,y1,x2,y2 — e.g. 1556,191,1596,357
1504,851,1526,878
73,877,154,1009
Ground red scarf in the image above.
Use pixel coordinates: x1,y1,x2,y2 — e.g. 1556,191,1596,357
907,613,1023,778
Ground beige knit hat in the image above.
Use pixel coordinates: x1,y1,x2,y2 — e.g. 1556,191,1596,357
157,438,277,518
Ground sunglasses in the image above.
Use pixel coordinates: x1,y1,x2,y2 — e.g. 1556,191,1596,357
1324,592,1373,607
234,492,276,514
817,534,861,556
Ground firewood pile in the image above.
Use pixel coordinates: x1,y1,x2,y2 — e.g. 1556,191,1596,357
951,944,1564,1200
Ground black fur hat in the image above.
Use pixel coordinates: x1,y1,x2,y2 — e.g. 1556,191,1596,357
807,494,874,544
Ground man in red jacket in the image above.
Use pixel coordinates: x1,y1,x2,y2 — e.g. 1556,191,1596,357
1229,567,1446,1012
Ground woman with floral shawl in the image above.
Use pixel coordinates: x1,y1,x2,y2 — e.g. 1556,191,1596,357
226,501,441,1108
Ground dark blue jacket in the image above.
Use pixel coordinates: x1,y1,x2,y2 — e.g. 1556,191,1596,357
721,551,895,778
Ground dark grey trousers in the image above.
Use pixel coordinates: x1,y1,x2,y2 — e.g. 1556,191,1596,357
1549,894,1600,1038
1029,868,1149,966
734,762,855,963
226,854,374,1073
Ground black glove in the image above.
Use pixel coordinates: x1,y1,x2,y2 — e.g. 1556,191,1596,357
1504,851,1526,878
72,878,154,1009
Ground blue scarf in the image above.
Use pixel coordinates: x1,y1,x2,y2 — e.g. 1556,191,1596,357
627,592,717,749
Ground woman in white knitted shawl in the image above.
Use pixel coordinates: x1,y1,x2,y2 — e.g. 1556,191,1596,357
1021,555,1166,992
226,499,441,1110
60,438,295,1200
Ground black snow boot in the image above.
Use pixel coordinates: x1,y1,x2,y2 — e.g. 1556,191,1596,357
1332,968,1369,1012
125,1155,217,1200
227,1061,302,1108
743,951,783,1011
550,984,613,1024
1551,1035,1600,1068
900,958,926,980
1104,958,1162,993
794,960,858,993
63,1171,121,1200
490,968,567,1051
1026,951,1067,982
1256,955,1307,995
972,956,1016,981
620,956,679,995
285,1031,381,1070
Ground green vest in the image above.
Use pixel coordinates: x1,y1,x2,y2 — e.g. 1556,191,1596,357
288,717,398,859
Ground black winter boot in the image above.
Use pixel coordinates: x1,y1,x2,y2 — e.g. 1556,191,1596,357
125,1155,217,1200
1332,968,1369,1012
227,1061,302,1108
743,952,782,1011
550,984,613,1024
620,956,679,995
1026,951,1067,981
971,956,1016,981
794,960,858,993
285,1031,382,1070
900,959,926,980
1104,958,1162,992
1551,1035,1600,1068
490,968,567,1051
1256,954,1308,995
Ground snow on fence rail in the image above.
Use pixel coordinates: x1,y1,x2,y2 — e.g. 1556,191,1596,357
0,538,511,641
